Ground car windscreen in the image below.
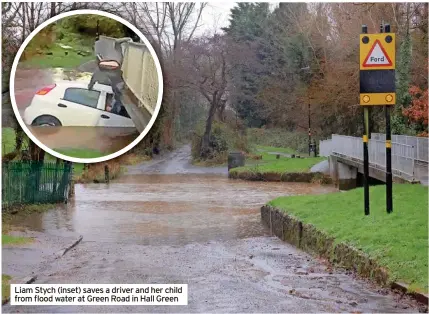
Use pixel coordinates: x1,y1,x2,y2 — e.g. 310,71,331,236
63,88,100,108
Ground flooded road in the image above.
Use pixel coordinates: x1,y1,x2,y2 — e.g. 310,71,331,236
4,146,421,313
28,126,138,155
13,67,139,155
7,175,335,245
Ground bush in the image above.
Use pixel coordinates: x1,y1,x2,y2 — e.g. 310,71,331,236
247,128,318,153
191,122,250,163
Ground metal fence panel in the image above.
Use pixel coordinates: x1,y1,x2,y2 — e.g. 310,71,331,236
330,135,416,180
371,133,428,162
2,161,72,209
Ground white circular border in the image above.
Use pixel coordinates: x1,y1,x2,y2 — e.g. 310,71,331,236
10,9,164,164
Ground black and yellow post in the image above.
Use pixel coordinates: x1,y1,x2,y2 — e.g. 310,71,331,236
361,24,370,215
359,23,395,215
384,23,393,213
363,106,370,215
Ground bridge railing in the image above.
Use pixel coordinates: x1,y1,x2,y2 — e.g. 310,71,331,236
372,133,429,162
331,135,362,160
368,139,415,180
326,134,417,181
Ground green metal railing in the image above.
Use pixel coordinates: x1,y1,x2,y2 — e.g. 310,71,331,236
2,161,73,209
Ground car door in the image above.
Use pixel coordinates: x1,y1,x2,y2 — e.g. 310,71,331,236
59,88,102,126
95,91,135,128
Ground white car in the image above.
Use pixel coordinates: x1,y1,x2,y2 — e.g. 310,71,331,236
23,81,135,128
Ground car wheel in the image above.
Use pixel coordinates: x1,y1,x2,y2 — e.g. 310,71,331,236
31,116,62,127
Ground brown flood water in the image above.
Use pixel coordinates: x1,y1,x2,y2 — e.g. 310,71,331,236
28,126,138,155
8,174,337,245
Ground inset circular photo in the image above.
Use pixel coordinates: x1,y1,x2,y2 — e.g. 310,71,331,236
10,10,163,163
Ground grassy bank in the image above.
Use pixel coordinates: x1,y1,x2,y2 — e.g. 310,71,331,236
248,128,318,154
2,128,17,156
231,145,325,174
21,21,94,69
2,235,32,246
269,184,428,293
54,148,105,159
2,275,11,303
21,44,93,69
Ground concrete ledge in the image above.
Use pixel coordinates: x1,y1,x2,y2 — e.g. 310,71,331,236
229,171,333,184
261,205,428,305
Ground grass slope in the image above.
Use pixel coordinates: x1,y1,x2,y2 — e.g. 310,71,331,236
232,145,325,174
21,45,94,69
2,234,32,246
2,275,11,303
2,128,16,156
269,184,428,292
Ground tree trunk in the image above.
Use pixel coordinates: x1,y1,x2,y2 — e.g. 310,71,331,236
50,2,56,17
200,101,217,158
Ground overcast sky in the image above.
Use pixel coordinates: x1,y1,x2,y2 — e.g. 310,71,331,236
197,2,237,35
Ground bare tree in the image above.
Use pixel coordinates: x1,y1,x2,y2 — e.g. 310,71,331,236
118,3,207,147
176,35,252,157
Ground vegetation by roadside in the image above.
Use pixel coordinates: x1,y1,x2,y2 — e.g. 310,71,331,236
255,145,296,155
73,153,150,183
2,128,16,156
53,148,105,159
2,275,11,303
20,44,93,69
269,184,428,293
232,156,325,174
192,122,249,165
2,234,32,246
20,15,126,69
230,144,324,175
248,128,319,155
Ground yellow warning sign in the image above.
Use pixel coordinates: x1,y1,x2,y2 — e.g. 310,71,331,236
360,33,395,70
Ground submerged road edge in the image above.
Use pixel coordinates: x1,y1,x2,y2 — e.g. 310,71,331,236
55,235,83,259
260,205,429,307
2,235,83,306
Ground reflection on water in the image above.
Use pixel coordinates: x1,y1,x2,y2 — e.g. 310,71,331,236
28,126,138,155
8,175,337,245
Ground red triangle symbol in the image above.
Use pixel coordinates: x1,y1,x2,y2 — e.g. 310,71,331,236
362,39,392,67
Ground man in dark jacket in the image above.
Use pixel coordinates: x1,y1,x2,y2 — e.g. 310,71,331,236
88,37,132,114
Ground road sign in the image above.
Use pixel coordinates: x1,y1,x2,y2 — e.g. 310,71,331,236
359,33,396,105
360,33,395,70
362,40,393,67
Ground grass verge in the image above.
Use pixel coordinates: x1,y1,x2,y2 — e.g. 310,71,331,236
2,275,11,303
73,153,150,183
231,144,325,174
2,128,16,156
269,184,428,293
21,44,93,69
54,148,105,159
2,235,32,246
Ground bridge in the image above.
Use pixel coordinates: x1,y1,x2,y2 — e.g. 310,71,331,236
319,133,429,189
